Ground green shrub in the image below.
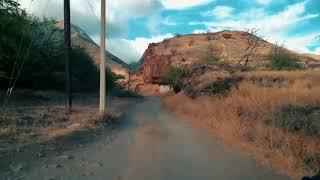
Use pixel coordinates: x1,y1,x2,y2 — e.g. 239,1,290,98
266,49,302,70
205,77,242,95
160,66,188,93
0,1,119,92
115,90,143,98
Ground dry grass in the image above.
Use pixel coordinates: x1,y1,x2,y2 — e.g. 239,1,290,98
0,90,139,153
163,70,320,178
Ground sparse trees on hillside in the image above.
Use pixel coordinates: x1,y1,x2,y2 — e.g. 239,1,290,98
266,44,302,71
0,0,119,92
236,29,262,68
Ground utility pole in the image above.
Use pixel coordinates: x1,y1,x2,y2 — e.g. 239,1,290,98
64,0,72,112
99,0,106,114
127,64,131,91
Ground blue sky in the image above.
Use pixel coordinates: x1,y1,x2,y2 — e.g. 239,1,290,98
20,0,320,63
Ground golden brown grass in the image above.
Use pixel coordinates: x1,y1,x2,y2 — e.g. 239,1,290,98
163,70,320,178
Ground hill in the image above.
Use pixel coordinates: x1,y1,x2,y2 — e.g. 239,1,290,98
55,22,128,77
138,30,319,83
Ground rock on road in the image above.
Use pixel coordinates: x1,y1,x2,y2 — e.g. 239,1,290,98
0,99,291,180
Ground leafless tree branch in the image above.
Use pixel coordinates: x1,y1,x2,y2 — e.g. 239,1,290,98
236,28,263,68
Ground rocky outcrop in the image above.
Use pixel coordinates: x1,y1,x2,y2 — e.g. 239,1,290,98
138,30,320,84
140,43,172,83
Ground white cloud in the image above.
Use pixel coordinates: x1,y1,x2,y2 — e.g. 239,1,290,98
269,33,319,53
196,1,318,34
256,0,272,5
190,1,320,53
109,0,162,17
18,0,162,38
162,0,215,10
105,34,173,63
202,6,234,19
314,47,320,54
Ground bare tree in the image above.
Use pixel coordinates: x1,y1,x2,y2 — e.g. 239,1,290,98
236,28,263,68
270,41,286,57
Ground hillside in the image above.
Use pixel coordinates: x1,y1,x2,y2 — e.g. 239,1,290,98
138,30,319,83
55,22,128,77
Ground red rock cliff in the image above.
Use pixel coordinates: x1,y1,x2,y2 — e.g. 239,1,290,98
140,43,172,84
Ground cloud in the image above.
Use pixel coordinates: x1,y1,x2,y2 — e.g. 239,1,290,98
109,0,163,17
161,0,215,10
202,6,234,19
18,0,162,38
104,34,173,63
190,1,319,53
314,47,320,54
194,1,318,34
270,33,320,53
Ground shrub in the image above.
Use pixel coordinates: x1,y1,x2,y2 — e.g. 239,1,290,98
267,48,302,70
115,90,143,98
0,1,119,92
249,76,291,88
205,77,242,95
160,66,188,93
269,105,320,136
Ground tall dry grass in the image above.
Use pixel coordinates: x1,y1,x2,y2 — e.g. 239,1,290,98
163,70,320,178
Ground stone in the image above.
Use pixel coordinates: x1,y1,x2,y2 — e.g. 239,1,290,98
9,164,24,172
58,155,72,160
36,152,45,158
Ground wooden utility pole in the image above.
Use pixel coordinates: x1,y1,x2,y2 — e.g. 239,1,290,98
64,0,72,112
99,0,106,114
127,64,131,91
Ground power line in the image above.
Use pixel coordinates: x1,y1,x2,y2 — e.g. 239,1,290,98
86,0,118,55
87,0,99,22
3,0,34,107
2,0,52,107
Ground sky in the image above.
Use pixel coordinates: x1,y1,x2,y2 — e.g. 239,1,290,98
19,0,320,63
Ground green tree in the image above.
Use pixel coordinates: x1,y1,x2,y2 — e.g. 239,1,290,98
266,46,302,71
0,1,120,92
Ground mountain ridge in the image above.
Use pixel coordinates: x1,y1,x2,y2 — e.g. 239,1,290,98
138,30,320,83
55,21,128,77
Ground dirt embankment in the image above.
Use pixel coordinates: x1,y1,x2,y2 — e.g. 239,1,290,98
162,70,320,179
0,90,141,154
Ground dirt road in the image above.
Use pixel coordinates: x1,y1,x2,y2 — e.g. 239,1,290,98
0,99,291,180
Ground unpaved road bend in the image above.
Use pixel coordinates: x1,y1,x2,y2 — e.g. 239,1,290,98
0,99,291,180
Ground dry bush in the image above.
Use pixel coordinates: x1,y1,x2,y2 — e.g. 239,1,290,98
0,91,138,152
188,39,195,46
163,70,320,178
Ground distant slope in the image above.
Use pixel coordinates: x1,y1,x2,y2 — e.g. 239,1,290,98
55,22,128,77
138,30,319,83
303,53,320,61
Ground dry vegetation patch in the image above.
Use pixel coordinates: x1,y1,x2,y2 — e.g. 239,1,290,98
163,70,320,178
0,91,140,153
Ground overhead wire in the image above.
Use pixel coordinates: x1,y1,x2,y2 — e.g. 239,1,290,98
86,0,118,55
3,0,34,107
2,0,52,107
